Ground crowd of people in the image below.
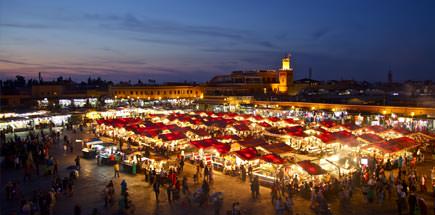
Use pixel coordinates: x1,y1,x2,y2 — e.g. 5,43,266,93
0,127,91,215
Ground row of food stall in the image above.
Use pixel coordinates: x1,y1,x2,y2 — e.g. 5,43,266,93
83,108,433,187
0,111,71,133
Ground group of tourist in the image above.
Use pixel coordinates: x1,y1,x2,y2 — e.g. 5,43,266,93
0,126,91,215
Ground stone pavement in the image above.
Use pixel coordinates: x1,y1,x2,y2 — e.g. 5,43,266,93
2,128,435,215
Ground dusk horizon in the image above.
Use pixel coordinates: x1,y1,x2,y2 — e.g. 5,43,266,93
1,0,435,82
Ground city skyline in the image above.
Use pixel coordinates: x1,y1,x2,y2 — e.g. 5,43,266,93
1,0,435,82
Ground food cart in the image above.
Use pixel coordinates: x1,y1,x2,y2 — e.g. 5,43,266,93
81,138,104,159
320,153,358,178
121,151,146,174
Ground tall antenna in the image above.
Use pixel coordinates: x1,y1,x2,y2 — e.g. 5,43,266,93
308,67,312,79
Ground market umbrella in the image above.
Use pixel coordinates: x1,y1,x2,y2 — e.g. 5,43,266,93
238,138,266,148
191,129,210,137
213,142,231,155
190,139,215,149
359,133,384,144
234,147,258,161
261,154,285,164
297,160,326,175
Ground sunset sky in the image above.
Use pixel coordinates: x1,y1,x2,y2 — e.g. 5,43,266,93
1,0,434,83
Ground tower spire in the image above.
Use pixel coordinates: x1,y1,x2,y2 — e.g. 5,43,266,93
281,54,291,70
388,67,393,84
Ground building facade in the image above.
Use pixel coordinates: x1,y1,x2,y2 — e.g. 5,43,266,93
31,84,64,98
204,56,294,96
109,85,204,100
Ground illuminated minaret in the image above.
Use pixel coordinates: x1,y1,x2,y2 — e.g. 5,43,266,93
278,54,294,93
282,54,290,70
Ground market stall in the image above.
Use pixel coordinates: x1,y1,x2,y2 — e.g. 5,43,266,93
253,154,286,186
362,136,420,166
81,138,104,159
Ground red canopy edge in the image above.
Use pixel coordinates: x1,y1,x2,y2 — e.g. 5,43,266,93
261,154,284,164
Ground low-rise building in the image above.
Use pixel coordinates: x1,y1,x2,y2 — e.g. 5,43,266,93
204,55,295,96
109,84,204,100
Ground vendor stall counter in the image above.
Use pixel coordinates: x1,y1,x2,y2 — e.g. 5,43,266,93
253,166,282,187
81,138,105,159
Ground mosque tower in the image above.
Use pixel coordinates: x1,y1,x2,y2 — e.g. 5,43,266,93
278,54,294,93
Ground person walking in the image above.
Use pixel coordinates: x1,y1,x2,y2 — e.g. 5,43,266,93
74,156,80,170
231,202,241,215
196,164,201,179
182,176,189,195
166,184,173,203
153,182,160,202
213,195,223,215
250,180,256,199
421,175,427,193
397,190,406,215
121,180,127,194
52,159,58,176
204,165,209,182
113,163,120,178
285,196,293,215
241,165,246,182
144,167,148,182
253,176,260,199
107,180,114,205
179,159,184,173
275,197,284,215
271,185,278,204
248,164,253,182
118,193,126,213
310,186,317,209
201,180,210,206
408,190,417,215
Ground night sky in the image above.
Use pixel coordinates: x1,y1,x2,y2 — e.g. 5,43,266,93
0,0,434,83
